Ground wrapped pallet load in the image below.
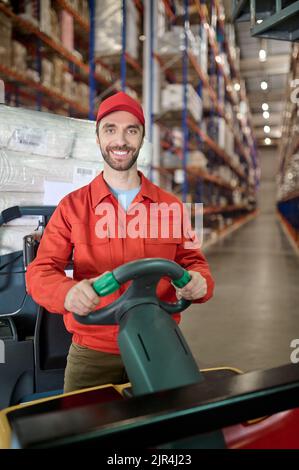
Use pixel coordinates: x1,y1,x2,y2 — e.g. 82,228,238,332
0,105,152,255
95,0,139,61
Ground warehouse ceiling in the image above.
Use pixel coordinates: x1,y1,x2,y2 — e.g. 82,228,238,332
235,21,291,148
222,0,291,147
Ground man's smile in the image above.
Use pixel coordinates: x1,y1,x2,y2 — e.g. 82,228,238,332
109,149,133,158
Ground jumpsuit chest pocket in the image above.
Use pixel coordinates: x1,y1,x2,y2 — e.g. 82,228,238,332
144,232,182,261
71,223,112,274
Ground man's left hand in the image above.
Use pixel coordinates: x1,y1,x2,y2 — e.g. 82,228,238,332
175,271,207,301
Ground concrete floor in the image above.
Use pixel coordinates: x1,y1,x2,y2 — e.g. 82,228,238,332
181,211,299,372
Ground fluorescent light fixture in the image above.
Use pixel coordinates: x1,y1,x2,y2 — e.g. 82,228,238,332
257,19,263,24
263,111,270,119
264,137,271,145
262,103,269,111
259,49,267,62
261,81,268,90
264,125,271,133
234,83,240,91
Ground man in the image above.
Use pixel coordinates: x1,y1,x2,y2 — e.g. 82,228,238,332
26,91,214,393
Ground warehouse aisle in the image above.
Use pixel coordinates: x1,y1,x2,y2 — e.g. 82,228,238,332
181,211,299,372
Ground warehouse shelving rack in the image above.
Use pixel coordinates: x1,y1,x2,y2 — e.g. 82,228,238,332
276,43,299,252
0,0,143,119
152,0,258,244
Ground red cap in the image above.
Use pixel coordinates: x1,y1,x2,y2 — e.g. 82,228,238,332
96,91,145,126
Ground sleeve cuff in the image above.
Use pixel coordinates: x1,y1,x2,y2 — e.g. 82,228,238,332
49,278,78,315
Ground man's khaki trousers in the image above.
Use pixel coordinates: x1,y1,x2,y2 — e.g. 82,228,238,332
64,342,128,393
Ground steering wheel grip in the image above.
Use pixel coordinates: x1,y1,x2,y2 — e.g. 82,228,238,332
73,259,192,325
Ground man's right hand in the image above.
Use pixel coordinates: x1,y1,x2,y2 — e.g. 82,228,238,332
64,272,109,316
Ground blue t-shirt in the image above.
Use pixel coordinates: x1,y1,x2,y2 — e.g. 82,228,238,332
109,185,141,211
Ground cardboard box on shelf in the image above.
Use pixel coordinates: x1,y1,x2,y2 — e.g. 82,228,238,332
172,128,183,148
26,68,40,82
11,41,27,72
60,10,74,52
77,82,89,106
50,8,60,43
53,57,65,92
161,84,202,122
40,0,51,36
95,63,113,83
188,151,208,168
162,150,182,169
68,0,79,11
62,71,74,98
41,59,54,88
0,12,12,68
78,0,89,22
14,0,39,26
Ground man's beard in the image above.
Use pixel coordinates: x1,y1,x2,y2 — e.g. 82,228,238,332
100,143,141,171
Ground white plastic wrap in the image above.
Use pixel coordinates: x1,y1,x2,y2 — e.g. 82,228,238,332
0,225,39,256
0,105,75,159
161,84,202,122
188,151,207,168
70,118,100,161
0,143,151,193
0,106,152,230
0,192,44,227
95,0,138,59
0,149,103,192
157,26,200,60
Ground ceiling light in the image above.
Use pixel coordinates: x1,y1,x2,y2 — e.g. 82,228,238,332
234,83,240,91
263,111,270,119
262,103,269,111
139,35,146,41
261,81,268,90
264,125,271,133
264,137,271,145
259,49,267,62
257,19,263,24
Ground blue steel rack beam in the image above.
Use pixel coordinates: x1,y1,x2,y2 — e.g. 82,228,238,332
88,0,96,120
36,2,42,112
182,0,189,203
121,0,127,91
149,0,154,145
148,0,154,182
